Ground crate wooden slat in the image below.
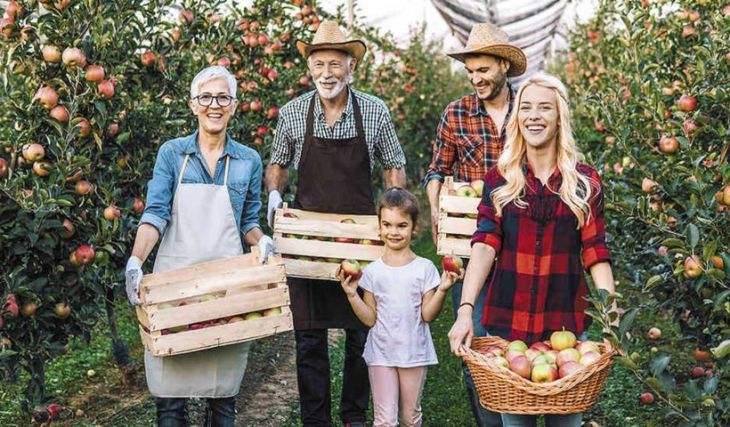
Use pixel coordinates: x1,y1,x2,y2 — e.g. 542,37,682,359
437,177,482,258
273,204,385,281
136,249,293,357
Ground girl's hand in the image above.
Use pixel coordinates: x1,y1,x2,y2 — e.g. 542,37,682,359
336,266,359,299
438,270,462,292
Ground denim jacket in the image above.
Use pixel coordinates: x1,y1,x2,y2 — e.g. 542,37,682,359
140,131,263,238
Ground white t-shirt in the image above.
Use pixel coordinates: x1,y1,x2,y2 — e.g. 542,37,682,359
359,256,441,367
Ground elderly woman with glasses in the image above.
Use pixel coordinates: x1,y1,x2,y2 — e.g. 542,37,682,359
123,66,275,427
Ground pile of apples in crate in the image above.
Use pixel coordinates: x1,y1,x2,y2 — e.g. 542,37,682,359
450,179,484,199
477,330,604,383
153,294,283,335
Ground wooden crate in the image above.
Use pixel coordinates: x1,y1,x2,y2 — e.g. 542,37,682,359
273,203,385,281
437,176,481,258
135,248,292,357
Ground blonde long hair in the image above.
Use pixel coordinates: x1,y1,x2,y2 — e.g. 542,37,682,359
491,73,596,227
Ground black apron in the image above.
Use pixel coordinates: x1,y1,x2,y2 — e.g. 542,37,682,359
289,91,375,330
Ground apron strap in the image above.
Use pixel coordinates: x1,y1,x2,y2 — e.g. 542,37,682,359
178,154,191,185
299,95,317,169
223,155,230,186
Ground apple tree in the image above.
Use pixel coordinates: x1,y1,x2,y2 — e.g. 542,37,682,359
558,0,729,424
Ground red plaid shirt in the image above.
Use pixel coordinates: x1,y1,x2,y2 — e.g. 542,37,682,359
423,89,514,184
471,163,611,344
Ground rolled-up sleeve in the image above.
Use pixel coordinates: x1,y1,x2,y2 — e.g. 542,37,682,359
471,169,502,253
423,109,457,185
241,157,263,235
140,143,175,235
581,172,612,269
374,107,406,169
269,113,293,167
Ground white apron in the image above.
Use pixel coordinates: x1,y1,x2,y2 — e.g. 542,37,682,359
145,154,251,398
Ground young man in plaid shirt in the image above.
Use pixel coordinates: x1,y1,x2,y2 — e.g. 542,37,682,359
423,23,527,427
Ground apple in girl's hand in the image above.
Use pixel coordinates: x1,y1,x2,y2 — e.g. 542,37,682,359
550,329,577,350
558,361,583,378
340,259,362,280
441,256,463,274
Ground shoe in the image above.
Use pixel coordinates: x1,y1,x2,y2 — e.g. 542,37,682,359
345,422,365,427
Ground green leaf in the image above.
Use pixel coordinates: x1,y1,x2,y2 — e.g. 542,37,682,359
619,307,639,340
685,224,699,251
711,340,730,359
650,354,671,377
662,238,685,249
645,275,663,290
646,376,664,392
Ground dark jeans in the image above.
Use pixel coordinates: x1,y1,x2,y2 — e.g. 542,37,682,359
295,328,370,426
154,396,235,427
451,274,503,427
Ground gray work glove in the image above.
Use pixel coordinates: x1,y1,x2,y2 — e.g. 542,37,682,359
257,235,275,264
267,190,283,228
125,256,143,305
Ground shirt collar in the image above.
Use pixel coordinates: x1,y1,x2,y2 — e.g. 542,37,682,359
523,161,562,187
181,131,240,159
314,87,353,121
469,82,515,117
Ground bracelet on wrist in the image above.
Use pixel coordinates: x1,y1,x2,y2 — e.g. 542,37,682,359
458,302,474,311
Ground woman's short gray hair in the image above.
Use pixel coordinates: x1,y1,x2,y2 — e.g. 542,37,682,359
190,66,237,99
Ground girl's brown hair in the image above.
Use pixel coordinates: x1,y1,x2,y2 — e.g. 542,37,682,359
376,187,420,225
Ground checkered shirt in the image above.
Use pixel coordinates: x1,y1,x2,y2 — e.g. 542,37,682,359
472,163,612,344
269,88,406,171
423,88,515,184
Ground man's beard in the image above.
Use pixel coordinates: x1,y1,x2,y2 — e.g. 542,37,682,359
315,75,348,99
475,72,507,101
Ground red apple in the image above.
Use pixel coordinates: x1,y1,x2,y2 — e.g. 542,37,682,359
33,161,51,177
47,403,61,420
107,123,119,137
179,9,193,25
0,158,8,178
21,301,38,317
641,178,657,193
299,75,310,86
524,349,542,362
85,65,105,83
441,256,464,274
505,349,525,363
576,341,601,355
659,135,679,153
49,105,69,122
266,106,279,119
579,351,600,366
256,125,268,135
550,329,577,350
250,100,262,111
62,47,86,68
75,180,92,195
74,245,95,265
683,255,702,279
75,118,91,137
140,51,156,67
22,143,45,161
529,341,551,352
531,363,558,383
556,348,581,367
657,245,668,256
509,355,531,379
340,259,362,281
691,366,705,378
681,24,696,38
103,206,121,220
558,361,583,379
683,119,699,135
97,80,115,99
60,218,75,239
640,392,654,404
34,86,59,109
54,302,71,319
42,45,61,63
678,95,697,112
132,197,145,215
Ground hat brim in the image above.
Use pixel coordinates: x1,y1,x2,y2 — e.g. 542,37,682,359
447,44,527,77
296,40,367,64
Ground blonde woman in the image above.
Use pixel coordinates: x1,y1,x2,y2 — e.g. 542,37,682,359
448,73,618,427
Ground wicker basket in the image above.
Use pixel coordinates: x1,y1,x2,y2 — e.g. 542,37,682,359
463,336,615,415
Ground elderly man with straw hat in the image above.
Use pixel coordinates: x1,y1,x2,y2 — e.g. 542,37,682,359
265,20,406,427
423,23,527,427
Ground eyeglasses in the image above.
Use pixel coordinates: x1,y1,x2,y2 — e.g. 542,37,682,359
194,94,235,107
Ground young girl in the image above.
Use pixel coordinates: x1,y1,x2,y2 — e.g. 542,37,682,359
448,73,619,427
337,188,461,427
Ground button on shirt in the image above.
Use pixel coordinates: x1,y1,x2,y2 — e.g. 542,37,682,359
471,163,612,344
423,88,514,184
269,88,406,171
140,132,263,237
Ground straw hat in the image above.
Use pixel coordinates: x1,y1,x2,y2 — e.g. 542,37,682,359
447,23,527,77
296,20,367,63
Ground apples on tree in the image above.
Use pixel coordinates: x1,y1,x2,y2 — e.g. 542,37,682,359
42,45,61,62
49,105,69,122
61,47,86,68
85,65,105,83
34,86,58,109
683,255,702,279
54,302,71,319
22,143,45,162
